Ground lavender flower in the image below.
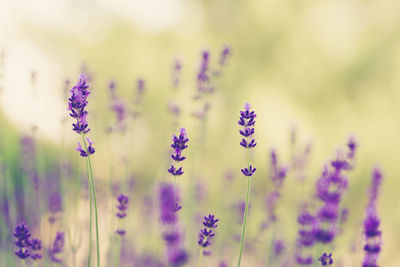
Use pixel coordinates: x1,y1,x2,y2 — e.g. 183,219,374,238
76,138,95,157
295,208,316,265
172,57,182,88
159,183,188,266
197,214,219,267
13,223,31,259
159,183,179,225
30,238,42,260
318,253,333,265
197,50,210,94
68,74,91,134
133,78,146,107
168,249,188,267
239,103,257,178
168,128,189,177
218,45,232,67
237,103,257,267
314,138,358,244
49,232,65,263
362,167,383,267
109,81,128,131
273,239,285,256
116,194,129,236
69,74,96,158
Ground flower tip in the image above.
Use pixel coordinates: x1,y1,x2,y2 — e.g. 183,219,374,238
244,102,251,110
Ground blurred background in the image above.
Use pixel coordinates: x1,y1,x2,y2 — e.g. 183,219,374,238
0,0,399,266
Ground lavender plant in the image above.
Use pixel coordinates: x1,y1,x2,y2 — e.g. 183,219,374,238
68,74,100,266
318,252,333,266
49,232,65,263
197,214,219,267
362,167,383,267
237,103,257,267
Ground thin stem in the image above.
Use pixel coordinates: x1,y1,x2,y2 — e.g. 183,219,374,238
237,147,251,267
82,135,100,267
82,142,93,267
115,237,122,267
22,260,26,267
198,248,203,267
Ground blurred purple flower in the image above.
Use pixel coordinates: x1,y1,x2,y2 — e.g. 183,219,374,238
318,252,333,265
116,194,129,236
49,232,65,263
362,167,383,267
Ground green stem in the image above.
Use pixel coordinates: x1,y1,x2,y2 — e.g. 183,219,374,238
82,137,93,267
115,237,122,267
82,135,100,267
22,260,26,267
237,148,251,267
198,248,203,267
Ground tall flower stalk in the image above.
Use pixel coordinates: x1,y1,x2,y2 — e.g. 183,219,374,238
68,74,100,267
237,103,257,267
197,214,219,267
362,167,383,267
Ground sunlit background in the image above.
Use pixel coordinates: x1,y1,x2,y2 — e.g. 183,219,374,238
0,0,399,266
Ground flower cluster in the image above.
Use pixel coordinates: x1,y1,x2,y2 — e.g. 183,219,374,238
314,137,357,244
109,80,128,132
198,214,219,255
68,74,91,134
116,194,129,236
76,138,95,157
69,74,96,157
14,223,31,259
318,252,333,266
49,232,65,263
173,57,182,88
197,50,210,93
168,128,189,177
239,103,257,177
295,209,316,265
13,223,42,260
264,149,289,226
158,183,188,267
218,45,232,67
362,167,383,267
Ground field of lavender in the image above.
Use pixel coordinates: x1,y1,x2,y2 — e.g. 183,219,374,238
1,0,400,266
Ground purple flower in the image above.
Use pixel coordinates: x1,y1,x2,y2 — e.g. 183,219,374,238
76,138,95,157
68,74,91,134
362,167,383,267
197,50,210,93
159,183,179,225
273,239,285,256
168,128,189,177
168,249,188,267
49,232,65,263
172,57,182,88
296,256,313,265
116,194,129,235
294,208,316,265
133,78,146,108
13,223,31,249
30,238,42,260
13,223,31,259
163,231,182,247
241,165,256,177
270,149,289,188
198,214,219,255
219,45,232,66
202,214,219,228
69,74,96,156
369,167,383,206
318,252,333,265
238,103,257,177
